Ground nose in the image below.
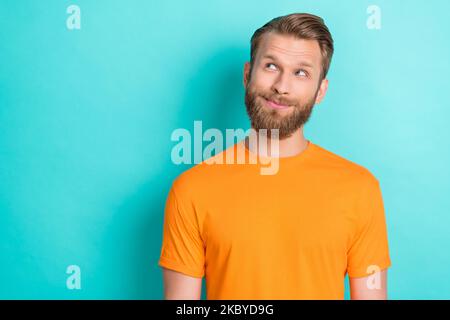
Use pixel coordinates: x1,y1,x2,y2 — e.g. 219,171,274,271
271,71,291,95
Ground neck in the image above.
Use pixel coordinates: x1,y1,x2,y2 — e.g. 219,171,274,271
245,127,309,158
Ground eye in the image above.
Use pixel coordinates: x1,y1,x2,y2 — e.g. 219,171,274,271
265,63,277,70
296,69,308,77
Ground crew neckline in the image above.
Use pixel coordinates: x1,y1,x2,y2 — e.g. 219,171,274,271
240,138,316,165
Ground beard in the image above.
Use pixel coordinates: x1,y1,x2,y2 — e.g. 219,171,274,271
244,82,319,140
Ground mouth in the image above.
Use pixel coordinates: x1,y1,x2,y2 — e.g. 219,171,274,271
263,97,291,110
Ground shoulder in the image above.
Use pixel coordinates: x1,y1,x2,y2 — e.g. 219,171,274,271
311,142,380,187
170,144,237,198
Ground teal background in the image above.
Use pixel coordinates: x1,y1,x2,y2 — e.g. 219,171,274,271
1,0,449,299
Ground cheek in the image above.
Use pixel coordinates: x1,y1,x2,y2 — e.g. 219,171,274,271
292,81,317,98
251,70,276,89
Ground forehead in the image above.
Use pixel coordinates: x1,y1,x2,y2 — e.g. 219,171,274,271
256,32,322,66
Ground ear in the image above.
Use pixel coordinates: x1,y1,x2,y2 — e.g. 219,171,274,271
315,78,329,104
243,61,251,88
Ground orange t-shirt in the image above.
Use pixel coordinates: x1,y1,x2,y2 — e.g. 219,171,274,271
158,139,392,299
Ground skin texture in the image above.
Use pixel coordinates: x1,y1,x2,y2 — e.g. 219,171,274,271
162,32,388,300
162,268,202,300
349,270,388,300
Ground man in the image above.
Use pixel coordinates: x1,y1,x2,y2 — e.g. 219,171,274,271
158,13,391,300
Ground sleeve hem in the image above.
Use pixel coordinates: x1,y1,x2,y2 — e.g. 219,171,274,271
347,259,392,278
158,256,205,278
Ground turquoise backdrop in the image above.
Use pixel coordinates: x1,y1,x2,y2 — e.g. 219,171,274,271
1,0,449,299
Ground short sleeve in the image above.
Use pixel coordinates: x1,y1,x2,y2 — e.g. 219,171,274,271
347,177,392,278
158,183,205,278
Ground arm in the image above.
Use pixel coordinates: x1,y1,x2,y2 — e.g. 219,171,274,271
349,269,387,300
162,267,203,300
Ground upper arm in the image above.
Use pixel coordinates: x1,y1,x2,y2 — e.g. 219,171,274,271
158,183,206,277
347,177,392,279
162,267,203,300
349,269,388,300
158,182,206,299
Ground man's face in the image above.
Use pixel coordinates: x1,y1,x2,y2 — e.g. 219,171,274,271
244,32,328,139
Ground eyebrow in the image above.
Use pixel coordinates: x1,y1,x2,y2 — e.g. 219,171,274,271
261,54,314,69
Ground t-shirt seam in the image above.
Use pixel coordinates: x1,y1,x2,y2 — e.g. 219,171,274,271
159,255,204,277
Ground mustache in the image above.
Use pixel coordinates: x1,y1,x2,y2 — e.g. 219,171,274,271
260,94,297,107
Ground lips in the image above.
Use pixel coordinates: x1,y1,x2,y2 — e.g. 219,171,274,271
264,97,291,110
